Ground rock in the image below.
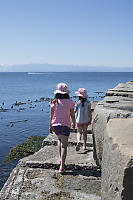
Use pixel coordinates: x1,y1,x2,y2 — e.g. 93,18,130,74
40,97,45,101
95,92,104,95
14,102,26,106
29,106,35,109
0,108,9,112
4,136,46,162
18,108,26,111
34,99,41,103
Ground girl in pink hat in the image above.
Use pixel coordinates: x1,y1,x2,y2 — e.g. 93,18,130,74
50,83,76,173
74,88,92,151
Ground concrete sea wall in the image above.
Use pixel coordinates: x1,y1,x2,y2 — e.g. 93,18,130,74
92,81,133,199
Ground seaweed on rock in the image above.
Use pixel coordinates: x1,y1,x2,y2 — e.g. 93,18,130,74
4,136,46,162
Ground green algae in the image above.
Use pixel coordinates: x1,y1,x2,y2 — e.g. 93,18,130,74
26,170,41,179
46,191,71,200
4,136,46,162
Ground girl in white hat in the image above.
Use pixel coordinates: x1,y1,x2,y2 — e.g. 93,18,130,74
50,83,75,173
74,88,92,151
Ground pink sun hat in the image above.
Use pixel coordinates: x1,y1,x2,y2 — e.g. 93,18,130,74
75,88,88,98
54,83,70,94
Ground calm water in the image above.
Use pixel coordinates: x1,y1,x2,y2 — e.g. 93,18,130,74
0,72,133,189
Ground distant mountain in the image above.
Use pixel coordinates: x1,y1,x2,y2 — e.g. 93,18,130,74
0,63,133,72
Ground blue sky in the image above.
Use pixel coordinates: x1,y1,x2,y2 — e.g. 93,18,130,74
0,0,133,68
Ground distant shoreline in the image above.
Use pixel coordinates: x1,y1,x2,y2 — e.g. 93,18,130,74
0,71,133,73
0,63,133,72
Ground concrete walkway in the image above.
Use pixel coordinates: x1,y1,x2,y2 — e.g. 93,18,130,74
0,127,101,200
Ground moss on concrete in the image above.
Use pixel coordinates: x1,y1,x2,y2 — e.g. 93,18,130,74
4,136,46,162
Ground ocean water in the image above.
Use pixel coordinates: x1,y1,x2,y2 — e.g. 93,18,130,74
0,72,133,189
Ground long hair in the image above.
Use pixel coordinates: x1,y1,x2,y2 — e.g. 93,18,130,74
79,96,87,107
51,93,70,104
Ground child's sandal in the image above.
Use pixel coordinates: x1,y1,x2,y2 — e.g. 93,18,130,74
76,143,80,151
57,159,61,164
59,168,65,173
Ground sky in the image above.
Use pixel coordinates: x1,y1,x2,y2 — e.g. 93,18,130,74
0,0,133,70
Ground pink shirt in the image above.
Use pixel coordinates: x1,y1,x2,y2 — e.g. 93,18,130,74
50,99,74,128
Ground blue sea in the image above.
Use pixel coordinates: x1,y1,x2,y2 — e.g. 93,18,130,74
0,72,133,189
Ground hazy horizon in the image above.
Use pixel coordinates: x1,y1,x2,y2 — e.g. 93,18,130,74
0,63,133,72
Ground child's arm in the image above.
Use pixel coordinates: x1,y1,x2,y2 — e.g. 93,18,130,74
70,108,76,129
74,101,78,113
88,105,92,125
49,107,54,133
74,106,78,113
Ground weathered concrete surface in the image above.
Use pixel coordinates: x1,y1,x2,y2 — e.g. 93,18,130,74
92,104,133,167
92,81,133,166
0,114,101,200
106,82,133,98
92,81,133,199
101,118,133,200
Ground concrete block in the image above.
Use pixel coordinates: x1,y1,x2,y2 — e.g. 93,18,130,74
101,118,133,200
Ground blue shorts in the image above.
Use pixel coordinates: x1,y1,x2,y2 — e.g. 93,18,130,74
53,125,70,136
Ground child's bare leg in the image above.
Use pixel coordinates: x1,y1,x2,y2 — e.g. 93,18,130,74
83,126,88,150
57,135,61,160
60,135,69,170
77,127,82,143
76,127,82,151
